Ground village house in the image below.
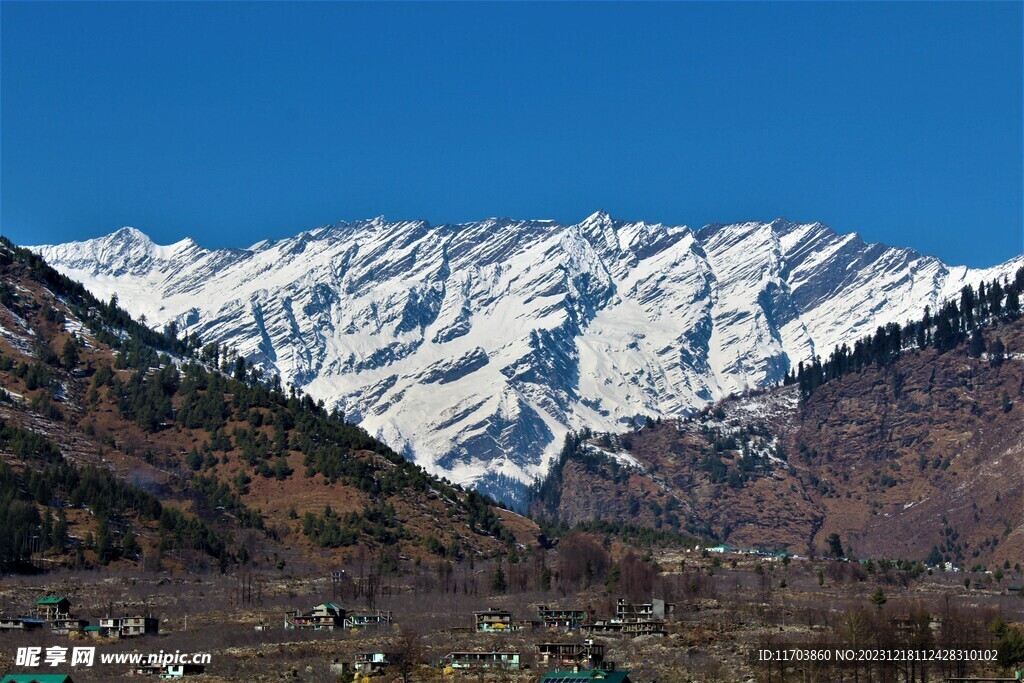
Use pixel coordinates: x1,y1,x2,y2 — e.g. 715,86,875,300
343,608,393,629
536,640,606,669
0,616,44,631
585,619,666,637
284,602,345,631
98,615,159,638
537,605,589,629
35,596,71,621
50,616,90,635
443,650,521,670
618,620,667,637
354,652,397,674
615,598,674,621
1,675,76,683
472,609,536,632
474,608,513,632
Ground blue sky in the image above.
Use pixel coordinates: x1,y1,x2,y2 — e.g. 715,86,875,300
1,2,1021,267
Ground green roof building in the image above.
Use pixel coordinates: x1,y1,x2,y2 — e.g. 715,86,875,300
1,675,75,683
34,596,71,621
540,669,631,683
35,597,68,605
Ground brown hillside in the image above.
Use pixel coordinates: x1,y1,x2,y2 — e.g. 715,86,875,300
0,247,535,574
534,319,1024,568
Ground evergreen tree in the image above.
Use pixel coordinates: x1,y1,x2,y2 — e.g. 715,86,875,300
96,517,114,565
990,337,1006,367
491,562,507,593
934,313,956,353
61,335,80,369
969,329,986,358
960,286,976,328
233,356,247,382
52,509,68,553
123,525,139,559
826,533,844,558
41,508,53,550
1006,287,1020,318
988,280,1004,317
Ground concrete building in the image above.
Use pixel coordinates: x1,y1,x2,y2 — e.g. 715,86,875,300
615,598,674,621
343,609,392,629
537,640,605,669
98,615,159,638
444,650,521,670
354,652,395,674
284,602,345,631
474,608,513,632
538,605,589,629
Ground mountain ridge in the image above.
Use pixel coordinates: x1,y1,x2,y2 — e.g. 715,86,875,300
529,290,1024,567
32,213,1024,502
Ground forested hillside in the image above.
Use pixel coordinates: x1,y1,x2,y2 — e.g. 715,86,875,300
532,267,1024,569
0,238,532,574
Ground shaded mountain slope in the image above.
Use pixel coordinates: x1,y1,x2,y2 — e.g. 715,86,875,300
34,214,1023,501
532,279,1024,568
0,239,533,573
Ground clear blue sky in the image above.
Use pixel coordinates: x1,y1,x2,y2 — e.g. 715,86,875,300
1,1,1021,267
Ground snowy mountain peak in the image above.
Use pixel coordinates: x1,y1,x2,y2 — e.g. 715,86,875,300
31,216,1023,502
111,225,152,242
581,209,613,225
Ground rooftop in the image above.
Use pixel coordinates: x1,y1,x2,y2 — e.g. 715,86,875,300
541,671,629,683
35,597,68,605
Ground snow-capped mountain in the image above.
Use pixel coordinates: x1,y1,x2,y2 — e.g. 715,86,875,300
32,213,1023,501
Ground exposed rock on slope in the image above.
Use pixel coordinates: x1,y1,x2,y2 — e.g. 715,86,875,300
34,214,1023,500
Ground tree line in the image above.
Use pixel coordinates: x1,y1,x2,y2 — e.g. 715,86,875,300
786,266,1024,402
0,237,517,561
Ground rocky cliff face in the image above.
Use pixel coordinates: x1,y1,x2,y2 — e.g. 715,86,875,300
33,214,1023,501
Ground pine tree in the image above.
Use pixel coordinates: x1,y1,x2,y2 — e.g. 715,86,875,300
969,329,986,358
960,286,976,328
123,525,139,559
52,509,68,553
61,335,80,369
990,337,1006,367
41,508,53,550
1003,288,1019,321
934,313,955,353
826,533,844,558
96,517,114,565
233,356,247,382
988,280,1004,317
491,562,507,593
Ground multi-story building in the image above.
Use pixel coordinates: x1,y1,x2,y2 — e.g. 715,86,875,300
536,640,605,669
97,615,159,638
444,651,521,670
284,603,345,631
538,605,589,629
